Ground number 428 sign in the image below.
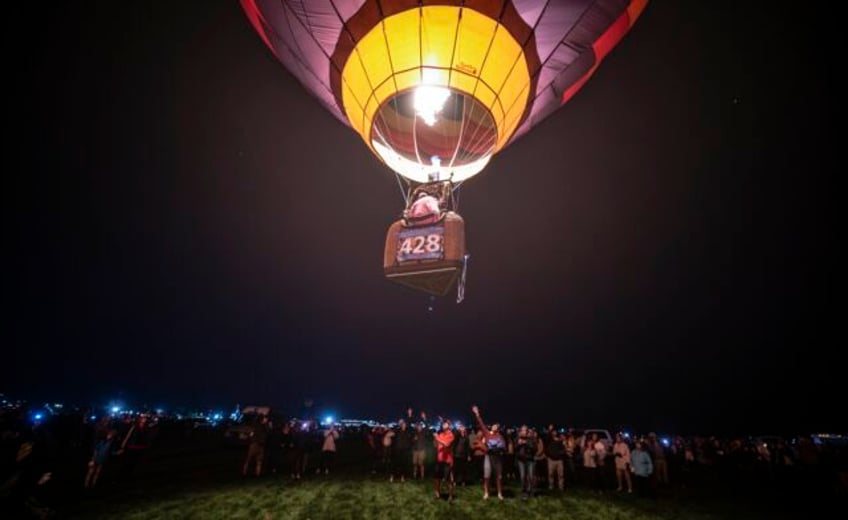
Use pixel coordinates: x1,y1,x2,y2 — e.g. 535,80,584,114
396,225,444,262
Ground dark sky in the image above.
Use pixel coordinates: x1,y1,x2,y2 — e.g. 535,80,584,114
4,1,842,435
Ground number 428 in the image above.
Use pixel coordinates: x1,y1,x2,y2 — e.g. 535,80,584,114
399,234,443,255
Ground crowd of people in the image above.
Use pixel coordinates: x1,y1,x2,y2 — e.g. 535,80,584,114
233,405,847,504
2,402,846,517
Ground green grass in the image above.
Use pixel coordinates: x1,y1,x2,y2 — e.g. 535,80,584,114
76,476,778,520
66,434,806,519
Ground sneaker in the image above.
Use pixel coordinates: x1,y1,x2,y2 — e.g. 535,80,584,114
389,476,394,483
483,492,489,500
498,493,504,500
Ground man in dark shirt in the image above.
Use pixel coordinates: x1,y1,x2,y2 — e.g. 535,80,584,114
453,425,471,486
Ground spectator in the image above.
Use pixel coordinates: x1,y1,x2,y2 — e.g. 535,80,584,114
392,420,412,482
631,439,654,498
242,416,269,477
319,425,339,475
613,433,633,493
412,423,428,480
546,429,566,491
84,429,115,489
515,425,537,499
471,406,505,500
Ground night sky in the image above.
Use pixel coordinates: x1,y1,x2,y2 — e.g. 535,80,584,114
5,1,842,435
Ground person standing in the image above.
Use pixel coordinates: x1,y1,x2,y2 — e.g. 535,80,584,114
291,422,309,479
583,435,604,494
613,433,633,493
382,425,396,481
631,439,654,498
648,433,669,485
546,430,566,491
319,425,339,475
84,430,115,489
242,416,269,477
392,419,412,482
471,405,505,500
515,425,538,499
433,420,455,501
411,423,429,480
453,424,471,486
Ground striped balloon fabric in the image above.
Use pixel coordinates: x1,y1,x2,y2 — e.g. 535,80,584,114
242,0,647,182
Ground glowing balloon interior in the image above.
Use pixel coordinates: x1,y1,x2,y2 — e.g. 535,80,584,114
241,0,648,297
241,0,648,182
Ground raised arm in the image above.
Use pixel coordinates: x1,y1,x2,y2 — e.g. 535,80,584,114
471,405,488,437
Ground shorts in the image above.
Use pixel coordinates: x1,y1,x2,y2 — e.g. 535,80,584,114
484,453,503,479
246,443,265,464
413,449,426,465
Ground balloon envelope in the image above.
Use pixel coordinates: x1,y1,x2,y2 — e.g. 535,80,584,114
242,0,647,182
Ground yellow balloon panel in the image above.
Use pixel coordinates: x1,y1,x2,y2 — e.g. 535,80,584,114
340,5,531,163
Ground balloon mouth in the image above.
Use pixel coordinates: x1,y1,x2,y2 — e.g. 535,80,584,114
371,86,497,183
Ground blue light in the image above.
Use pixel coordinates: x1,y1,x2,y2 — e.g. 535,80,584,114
323,415,334,425
34,413,43,421
661,437,670,447
111,406,120,414
623,432,631,439
89,415,97,421
213,413,223,421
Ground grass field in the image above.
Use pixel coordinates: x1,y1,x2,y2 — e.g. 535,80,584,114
75,474,791,520
63,430,817,519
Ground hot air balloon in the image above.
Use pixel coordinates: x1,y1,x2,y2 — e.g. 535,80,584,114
241,0,647,298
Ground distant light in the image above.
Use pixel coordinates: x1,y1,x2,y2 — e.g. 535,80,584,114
661,437,670,447
34,413,43,421
213,413,223,420
111,406,120,414
155,408,164,415
623,432,631,439
89,415,97,421
323,415,334,425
